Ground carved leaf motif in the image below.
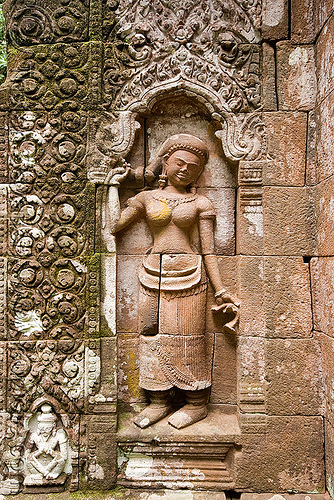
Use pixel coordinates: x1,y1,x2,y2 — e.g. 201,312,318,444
8,43,94,355
6,0,89,47
104,0,261,114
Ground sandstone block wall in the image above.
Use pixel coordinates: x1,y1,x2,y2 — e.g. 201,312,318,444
0,0,332,497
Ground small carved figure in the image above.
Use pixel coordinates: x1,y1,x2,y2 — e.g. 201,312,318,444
106,134,239,429
24,404,71,486
0,449,23,495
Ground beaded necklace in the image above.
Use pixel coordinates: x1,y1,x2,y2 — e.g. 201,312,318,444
151,192,198,208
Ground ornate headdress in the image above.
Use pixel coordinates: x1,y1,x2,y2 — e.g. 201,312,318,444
145,134,209,186
37,404,57,423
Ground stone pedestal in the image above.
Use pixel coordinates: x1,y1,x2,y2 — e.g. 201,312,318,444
117,405,240,490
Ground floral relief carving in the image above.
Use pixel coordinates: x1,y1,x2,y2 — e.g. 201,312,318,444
7,340,98,414
7,44,92,347
5,0,89,47
103,0,261,115
2,39,101,425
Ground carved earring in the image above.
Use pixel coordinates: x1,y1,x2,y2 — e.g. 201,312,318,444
158,174,168,189
158,162,168,189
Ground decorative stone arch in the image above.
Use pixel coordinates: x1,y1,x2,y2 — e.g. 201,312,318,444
88,78,266,183
87,48,268,487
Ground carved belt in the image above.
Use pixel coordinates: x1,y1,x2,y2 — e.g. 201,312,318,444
139,253,202,291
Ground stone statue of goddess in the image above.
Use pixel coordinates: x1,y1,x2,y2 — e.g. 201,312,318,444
106,134,239,429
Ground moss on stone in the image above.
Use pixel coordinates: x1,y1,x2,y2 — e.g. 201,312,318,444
0,2,6,84
10,487,136,499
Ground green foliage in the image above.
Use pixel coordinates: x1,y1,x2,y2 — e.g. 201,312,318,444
0,5,7,85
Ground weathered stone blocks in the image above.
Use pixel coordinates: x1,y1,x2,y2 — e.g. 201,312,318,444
316,14,334,103
324,419,334,499
116,255,143,334
263,187,316,256
238,257,266,337
314,92,334,184
311,258,334,336
277,43,317,111
198,188,236,255
315,332,334,427
235,256,312,338
263,112,307,186
242,494,330,500
264,257,312,338
82,413,117,489
211,332,237,404
261,0,289,40
291,0,316,43
0,0,330,495
265,339,324,415
117,333,143,403
262,43,277,111
237,416,325,492
315,176,334,255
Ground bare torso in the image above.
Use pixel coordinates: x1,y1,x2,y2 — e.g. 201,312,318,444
128,189,214,254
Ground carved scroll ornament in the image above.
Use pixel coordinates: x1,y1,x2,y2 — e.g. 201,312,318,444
88,0,265,184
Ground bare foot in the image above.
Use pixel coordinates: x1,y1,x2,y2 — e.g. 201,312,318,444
168,404,208,429
133,403,173,429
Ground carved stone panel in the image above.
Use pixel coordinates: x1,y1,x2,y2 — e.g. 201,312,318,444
4,0,89,46
0,0,326,496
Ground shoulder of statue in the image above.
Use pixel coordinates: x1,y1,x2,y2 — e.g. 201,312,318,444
196,194,214,209
126,190,147,208
196,194,216,218
56,429,68,443
143,189,164,202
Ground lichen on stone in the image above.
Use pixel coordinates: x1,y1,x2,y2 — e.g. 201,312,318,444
0,2,6,85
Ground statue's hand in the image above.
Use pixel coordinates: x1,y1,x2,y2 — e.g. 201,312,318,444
214,289,240,308
105,160,131,186
212,289,240,334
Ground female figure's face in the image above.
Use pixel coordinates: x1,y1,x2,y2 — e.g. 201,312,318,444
163,150,203,188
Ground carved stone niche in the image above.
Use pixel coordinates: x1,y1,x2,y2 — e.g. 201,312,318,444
88,3,267,482
98,93,245,489
21,402,74,493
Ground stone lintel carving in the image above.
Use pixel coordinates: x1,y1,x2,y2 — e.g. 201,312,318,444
89,108,266,186
89,0,266,185
104,0,262,113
